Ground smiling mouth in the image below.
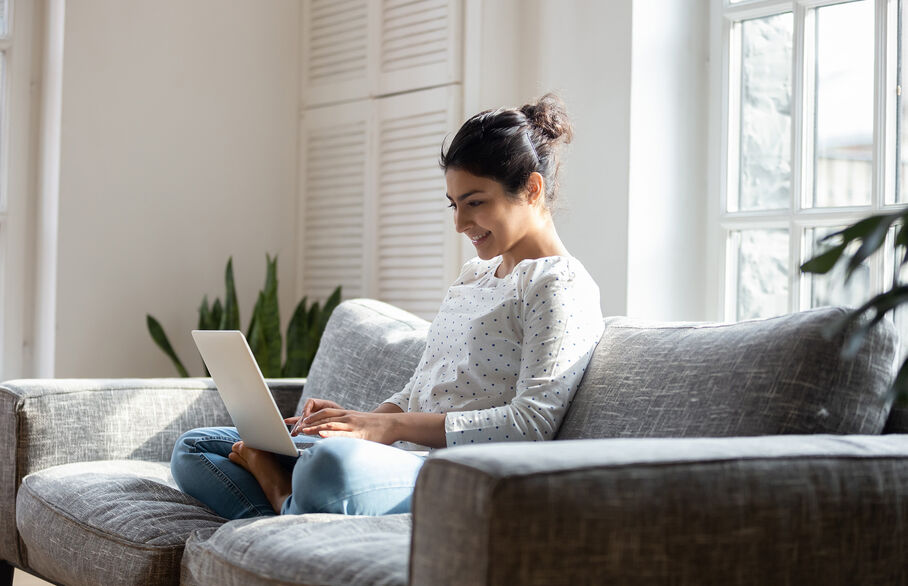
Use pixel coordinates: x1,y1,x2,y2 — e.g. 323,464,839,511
469,231,491,245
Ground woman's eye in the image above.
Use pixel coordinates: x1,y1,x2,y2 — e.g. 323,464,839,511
468,201,482,207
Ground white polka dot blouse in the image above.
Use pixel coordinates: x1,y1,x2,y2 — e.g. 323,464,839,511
383,255,604,447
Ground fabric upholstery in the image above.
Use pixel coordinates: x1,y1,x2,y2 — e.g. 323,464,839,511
16,460,225,586
181,513,411,586
558,307,898,439
0,378,302,571
410,435,908,585
298,299,429,414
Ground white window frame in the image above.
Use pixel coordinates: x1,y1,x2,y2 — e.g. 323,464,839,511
711,0,904,322
0,0,38,380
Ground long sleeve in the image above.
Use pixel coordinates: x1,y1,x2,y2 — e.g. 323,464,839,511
443,268,603,445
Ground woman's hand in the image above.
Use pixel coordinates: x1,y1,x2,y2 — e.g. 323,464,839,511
297,408,400,445
284,397,344,436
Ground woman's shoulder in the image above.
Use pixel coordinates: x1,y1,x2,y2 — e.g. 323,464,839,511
454,256,500,285
513,255,594,287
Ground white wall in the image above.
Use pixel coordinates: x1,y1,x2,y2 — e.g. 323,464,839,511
53,1,300,377
473,0,633,317
471,0,709,320
627,0,710,320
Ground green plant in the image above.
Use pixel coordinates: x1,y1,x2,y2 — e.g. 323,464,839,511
147,255,341,378
800,208,908,403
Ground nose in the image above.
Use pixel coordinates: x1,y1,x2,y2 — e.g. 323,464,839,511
453,207,468,233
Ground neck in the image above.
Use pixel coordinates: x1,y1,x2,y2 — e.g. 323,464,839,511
496,219,568,277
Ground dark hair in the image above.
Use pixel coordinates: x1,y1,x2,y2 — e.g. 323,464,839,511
439,93,574,208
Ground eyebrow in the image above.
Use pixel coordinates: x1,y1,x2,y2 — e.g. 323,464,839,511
445,190,482,202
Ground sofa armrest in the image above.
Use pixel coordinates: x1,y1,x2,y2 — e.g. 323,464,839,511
410,435,908,586
0,377,303,569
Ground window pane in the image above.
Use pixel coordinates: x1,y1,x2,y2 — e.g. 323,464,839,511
0,0,7,37
812,0,874,208
736,13,793,212
899,0,908,204
802,226,871,308
734,229,789,320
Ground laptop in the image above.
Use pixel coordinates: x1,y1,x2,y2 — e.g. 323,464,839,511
192,330,319,457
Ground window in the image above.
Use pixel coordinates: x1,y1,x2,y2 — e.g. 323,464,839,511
717,0,905,327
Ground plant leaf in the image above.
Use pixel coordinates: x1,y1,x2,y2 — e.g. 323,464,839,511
147,314,189,377
800,242,847,275
317,286,342,333
283,296,310,377
247,292,271,375
256,254,282,377
892,359,908,406
846,211,903,281
210,298,223,331
220,257,240,330
822,285,908,359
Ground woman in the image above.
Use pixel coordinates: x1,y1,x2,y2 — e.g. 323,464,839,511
170,94,604,519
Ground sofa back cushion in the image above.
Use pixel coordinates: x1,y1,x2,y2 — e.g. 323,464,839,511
295,299,430,414
557,307,899,440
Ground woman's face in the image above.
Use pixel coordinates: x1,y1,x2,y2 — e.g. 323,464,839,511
444,168,546,263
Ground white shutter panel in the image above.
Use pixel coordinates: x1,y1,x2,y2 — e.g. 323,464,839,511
298,100,371,302
372,86,461,319
376,0,462,95
302,0,374,107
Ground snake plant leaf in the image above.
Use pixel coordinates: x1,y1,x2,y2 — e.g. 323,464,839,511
198,296,222,331
198,296,210,330
220,257,240,330
247,293,271,376
317,286,342,333
800,242,848,275
147,314,189,377
256,254,282,377
300,301,322,369
210,298,223,331
283,296,310,377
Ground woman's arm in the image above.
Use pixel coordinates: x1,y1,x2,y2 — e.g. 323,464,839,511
293,403,448,448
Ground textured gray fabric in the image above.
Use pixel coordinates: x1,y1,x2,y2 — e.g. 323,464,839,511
182,514,411,586
410,435,908,585
0,378,301,574
16,460,225,586
298,299,429,414
558,307,898,439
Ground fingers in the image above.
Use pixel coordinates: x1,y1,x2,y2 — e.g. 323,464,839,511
300,420,353,436
303,408,346,425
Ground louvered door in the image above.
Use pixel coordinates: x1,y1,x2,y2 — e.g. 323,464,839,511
298,100,371,301
376,0,462,96
301,0,374,106
371,85,461,319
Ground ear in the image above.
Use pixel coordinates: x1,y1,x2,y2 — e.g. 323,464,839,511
525,172,545,207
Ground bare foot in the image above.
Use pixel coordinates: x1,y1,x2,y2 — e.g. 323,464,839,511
228,441,292,513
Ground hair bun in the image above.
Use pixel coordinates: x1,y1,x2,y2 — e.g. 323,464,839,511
520,93,573,144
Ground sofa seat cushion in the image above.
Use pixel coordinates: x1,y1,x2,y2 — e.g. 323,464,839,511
558,307,899,439
181,513,411,586
16,460,225,586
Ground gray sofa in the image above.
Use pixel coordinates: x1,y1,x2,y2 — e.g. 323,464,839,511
2,299,908,585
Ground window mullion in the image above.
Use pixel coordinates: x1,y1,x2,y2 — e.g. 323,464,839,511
791,2,808,311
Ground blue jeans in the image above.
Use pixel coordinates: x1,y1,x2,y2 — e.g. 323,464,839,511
170,427,425,520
